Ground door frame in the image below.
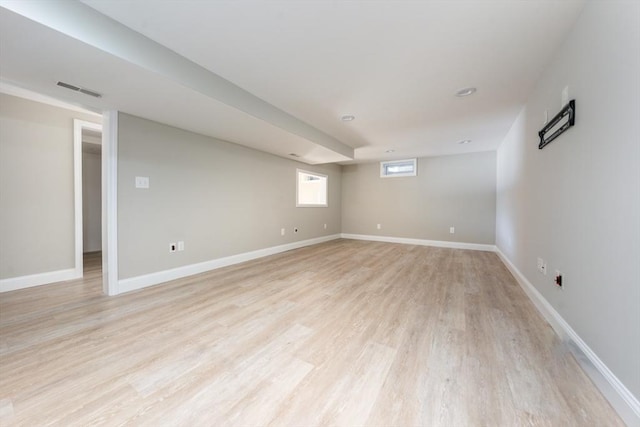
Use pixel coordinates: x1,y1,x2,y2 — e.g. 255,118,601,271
102,111,119,295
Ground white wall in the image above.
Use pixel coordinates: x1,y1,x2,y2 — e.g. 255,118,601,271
117,113,342,280
342,152,496,244
0,93,100,280
82,148,101,252
496,0,639,403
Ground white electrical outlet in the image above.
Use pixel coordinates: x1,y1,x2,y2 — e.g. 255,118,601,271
177,241,184,251
450,227,455,234
377,224,381,230
135,176,149,189
537,257,547,275
281,228,285,236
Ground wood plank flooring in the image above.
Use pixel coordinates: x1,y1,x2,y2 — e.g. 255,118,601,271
0,240,624,426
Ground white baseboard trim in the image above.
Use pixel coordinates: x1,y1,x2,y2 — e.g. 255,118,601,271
118,234,341,295
0,268,81,293
495,247,640,427
340,233,496,252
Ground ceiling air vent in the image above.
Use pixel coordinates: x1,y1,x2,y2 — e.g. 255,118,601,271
56,81,102,98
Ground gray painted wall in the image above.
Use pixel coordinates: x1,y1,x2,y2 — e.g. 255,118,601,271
0,93,100,279
117,113,342,279
342,152,496,244
496,1,639,399
82,150,101,252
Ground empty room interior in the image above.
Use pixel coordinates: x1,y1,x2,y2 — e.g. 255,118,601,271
0,1,638,426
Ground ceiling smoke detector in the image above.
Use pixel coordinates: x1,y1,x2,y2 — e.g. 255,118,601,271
289,153,300,157
57,81,102,98
458,139,472,145
455,87,477,97
340,115,355,122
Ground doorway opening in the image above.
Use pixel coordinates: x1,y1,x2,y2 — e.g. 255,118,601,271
81,127,102,279
73,120,103,283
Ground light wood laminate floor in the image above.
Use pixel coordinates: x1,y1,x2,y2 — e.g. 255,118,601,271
0,241,623,426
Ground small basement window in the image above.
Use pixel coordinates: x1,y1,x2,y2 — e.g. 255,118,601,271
380,158,417,177
296,169,328,207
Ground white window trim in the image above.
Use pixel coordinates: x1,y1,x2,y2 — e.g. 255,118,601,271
296,169,328,207
380,158,417,178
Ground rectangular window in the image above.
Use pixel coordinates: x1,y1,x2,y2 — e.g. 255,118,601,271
296,169,328,207
380,158,417,177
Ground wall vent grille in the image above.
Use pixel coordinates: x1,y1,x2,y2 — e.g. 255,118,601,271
57,81,102,98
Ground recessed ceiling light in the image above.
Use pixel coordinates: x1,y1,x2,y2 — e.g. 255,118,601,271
385,149,395,153
458,139,472,145
340,115,355,122
455,87,477,97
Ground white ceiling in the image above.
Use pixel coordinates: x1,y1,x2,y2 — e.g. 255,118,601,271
1,0,584,164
